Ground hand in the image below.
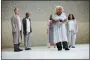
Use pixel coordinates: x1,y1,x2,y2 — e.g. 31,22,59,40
52,20,57,24
20,31,22,39
53,20,60,23
59,20,63,22
21,36,22,39
56,19,63,22
62,20,64,23
57,20,61,22
30,30,32,33
62,19,67,23
47,29,48,34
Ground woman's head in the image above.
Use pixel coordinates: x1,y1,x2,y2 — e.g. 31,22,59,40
55,6,64,15
68,14,75,20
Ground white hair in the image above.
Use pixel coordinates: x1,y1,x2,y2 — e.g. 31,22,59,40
55,6,64,12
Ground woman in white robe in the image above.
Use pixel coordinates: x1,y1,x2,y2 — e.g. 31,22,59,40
67,14,78,48
50,6,69,51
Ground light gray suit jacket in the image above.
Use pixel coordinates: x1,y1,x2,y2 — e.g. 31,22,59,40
11,15,22,44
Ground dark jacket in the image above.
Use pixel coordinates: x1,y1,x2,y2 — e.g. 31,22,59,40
22,17,32,35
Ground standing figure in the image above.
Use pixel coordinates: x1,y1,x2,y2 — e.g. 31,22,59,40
47,20,56,48
50,6,70,51
22,12,32,50
11,8,23,52
67,14,78,48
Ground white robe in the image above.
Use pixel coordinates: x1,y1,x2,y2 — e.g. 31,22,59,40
52,13,68,43
67,20,78,46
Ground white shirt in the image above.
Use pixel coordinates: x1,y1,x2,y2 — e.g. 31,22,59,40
68,20,77,33
16,15,21,31
26,18,30,33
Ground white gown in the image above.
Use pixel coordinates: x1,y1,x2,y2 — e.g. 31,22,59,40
67,20,78,46
52,13,68,43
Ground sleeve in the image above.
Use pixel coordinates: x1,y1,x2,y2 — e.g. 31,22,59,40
49,14,53,20
30,18,32,33
75,20,78,33
48,14,53,26
11,16,16,32
22,18,27,34
22,18,24,32
75,19,78,33
63,13,67,20
21,19,23,39
62,13,67,23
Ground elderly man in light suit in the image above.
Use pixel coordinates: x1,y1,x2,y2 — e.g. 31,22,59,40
11,8,23,52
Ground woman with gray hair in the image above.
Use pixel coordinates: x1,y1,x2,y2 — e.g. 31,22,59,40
50,6,69,51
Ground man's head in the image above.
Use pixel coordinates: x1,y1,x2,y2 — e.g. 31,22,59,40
26,12,30,18
14,8,19,15
55,6,64,15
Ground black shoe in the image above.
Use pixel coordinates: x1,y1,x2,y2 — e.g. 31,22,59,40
71,46,75,48
14,49,23,52
58,48,62,51
25,48,31,50
14,49,22,52
62,41,70,50
18,48,23,51
56,42,62,51
69,46,71,48
18,43,23,51
58,42,62,50
65,48,70,50
14,44,21,52
14,50,21,52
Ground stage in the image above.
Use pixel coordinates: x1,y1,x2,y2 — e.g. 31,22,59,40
2,44,89,59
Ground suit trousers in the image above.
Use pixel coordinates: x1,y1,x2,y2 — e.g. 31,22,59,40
24,33,30,48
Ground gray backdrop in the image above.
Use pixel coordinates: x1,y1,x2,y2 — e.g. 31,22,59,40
2,1,89,48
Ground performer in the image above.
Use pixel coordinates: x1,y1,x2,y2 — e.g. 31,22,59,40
50,6,69,51
47,20,56,48
22,12,32,50
11,8,23,52
67,14,78,48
